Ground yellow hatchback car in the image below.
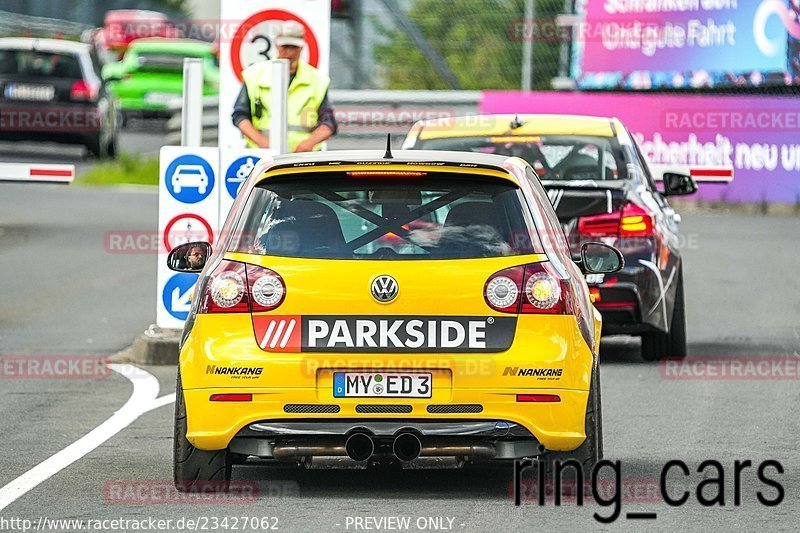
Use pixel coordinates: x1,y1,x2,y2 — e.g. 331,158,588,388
167,148,623,491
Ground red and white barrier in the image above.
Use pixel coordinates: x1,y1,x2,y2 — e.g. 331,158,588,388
649,164,734,183
0,163,74,184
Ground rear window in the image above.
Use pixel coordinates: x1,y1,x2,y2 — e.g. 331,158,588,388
416,135,628,182
229,174,542,260
0,50,82,79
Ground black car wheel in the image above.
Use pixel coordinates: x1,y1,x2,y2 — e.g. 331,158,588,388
174,372,232,492
641,265,687,361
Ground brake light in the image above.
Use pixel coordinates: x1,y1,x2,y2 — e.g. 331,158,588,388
519,262,571,315
577,203,654,238
200,260,249,313
70,80,98,102
484,266,524,313
484,262,571,315
346,171,426,178
199,261,286,314
246,264,286,312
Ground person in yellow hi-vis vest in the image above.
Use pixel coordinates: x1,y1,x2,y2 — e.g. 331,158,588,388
232,21,337,152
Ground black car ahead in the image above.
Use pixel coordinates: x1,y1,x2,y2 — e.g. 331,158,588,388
404,114,703,361
0,37,118,158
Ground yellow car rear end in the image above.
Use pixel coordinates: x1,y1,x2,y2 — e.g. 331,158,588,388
169,150,619,491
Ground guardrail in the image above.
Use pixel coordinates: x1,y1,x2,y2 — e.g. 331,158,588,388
165,91,481,147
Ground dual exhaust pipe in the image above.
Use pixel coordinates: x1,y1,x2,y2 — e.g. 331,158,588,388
273,432,494,462
345,432,423,462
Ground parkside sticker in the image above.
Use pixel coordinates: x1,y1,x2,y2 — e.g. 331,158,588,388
252,316,517,353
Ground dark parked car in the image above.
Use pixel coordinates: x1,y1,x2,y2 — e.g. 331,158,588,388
0,38,119,158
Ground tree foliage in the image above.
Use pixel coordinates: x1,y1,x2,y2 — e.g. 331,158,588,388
374,0,562,90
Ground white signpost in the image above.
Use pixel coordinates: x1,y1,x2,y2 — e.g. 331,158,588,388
218,0,331,148
155,0,331,329
156,146,220,328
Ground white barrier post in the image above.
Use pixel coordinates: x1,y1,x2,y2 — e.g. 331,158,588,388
181,58,204,147
269,59,290,154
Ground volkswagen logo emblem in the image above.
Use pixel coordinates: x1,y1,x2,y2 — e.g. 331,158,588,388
371,275,398,303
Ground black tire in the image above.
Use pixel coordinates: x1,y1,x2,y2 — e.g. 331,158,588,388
538,361,602,477
641,265,687,361
174,372,232,492
85,136,103,159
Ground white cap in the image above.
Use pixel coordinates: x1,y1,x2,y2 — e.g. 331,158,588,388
274,21,306,48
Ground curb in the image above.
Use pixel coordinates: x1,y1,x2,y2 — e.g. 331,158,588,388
109,325,181,365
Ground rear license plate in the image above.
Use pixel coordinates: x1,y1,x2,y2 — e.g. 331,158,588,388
333,372,432,398
4,84,54,101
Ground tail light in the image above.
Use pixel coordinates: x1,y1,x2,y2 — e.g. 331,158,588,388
199,261,286,314
246,264,286,312
484,262,571,315
200,260,249,313
578,202,654,238
70,80,98,102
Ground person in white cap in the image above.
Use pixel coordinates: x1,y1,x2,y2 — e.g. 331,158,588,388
232,20,337,152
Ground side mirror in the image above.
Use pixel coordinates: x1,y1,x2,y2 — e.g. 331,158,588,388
662,172,697,196
580,242,624,274
167,241,211,273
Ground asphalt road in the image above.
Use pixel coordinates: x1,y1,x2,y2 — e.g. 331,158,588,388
0,182,799,532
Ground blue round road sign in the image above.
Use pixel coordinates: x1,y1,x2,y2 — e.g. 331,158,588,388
162,273,199,321
165,154,215,204
225,155,260,199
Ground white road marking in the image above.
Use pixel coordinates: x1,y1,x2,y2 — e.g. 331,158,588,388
0,364,174,512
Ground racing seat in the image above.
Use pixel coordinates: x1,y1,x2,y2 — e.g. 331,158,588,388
259,200,346,257
439,201,509,257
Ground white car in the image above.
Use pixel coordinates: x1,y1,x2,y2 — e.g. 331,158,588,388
172,165,208,194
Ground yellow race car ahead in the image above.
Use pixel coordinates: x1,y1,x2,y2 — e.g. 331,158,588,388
167,148,623,491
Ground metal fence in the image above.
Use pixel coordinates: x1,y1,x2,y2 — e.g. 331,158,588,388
165,91,481,149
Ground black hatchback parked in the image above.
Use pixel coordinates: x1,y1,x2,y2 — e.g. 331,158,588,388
0,37,119,158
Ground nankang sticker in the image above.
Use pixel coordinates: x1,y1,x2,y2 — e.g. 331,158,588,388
206,365,263,379
252,315,516,353
503,366,563,380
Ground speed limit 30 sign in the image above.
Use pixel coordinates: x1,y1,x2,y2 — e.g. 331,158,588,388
218,0,331,148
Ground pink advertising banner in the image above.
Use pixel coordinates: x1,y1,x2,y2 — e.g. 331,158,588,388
480,91,800,203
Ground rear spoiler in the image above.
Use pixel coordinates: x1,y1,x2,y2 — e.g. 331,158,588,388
0,163,74,184
649,164,733,184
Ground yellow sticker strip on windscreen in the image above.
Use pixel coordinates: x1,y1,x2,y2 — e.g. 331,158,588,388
256,163,520,185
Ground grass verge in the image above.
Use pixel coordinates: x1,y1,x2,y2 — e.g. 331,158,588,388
76,153,159,186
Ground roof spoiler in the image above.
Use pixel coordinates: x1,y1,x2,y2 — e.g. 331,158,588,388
649,164,734,184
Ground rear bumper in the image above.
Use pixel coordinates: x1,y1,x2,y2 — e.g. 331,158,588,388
591,260,666,335
231,420,543,460
183,386,589,453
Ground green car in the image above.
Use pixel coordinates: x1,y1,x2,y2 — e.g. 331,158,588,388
102,38,219,118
